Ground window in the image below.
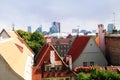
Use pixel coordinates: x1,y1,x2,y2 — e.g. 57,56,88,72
61,50,63,52
59,66,62,71
67,45,69,48
66,78,70,80
55,66,59,71
90,43,92,46
59,79,64,80
64,45,66,48
61,45,63,48
90,62,94,66
57,46,60,51
55,66,62,71
45,66,51,72
64,49,66,52
83,62,87,66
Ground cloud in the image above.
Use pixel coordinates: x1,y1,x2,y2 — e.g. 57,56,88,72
0,0,120,32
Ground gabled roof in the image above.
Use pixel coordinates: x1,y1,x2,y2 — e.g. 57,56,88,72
35,43,67,67
65,36,90,63
33,43,77,77
0,29,34,79
0,29,11,38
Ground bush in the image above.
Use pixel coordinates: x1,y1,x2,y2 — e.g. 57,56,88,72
89,69,120,80
78,69,120,80
78,72,89,80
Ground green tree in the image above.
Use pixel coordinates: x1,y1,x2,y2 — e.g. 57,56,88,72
30,30,45,54
17,30,45,55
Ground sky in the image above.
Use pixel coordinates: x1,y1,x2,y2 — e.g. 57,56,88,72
0,0,120,32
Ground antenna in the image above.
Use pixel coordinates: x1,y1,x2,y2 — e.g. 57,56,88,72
77,25,80,35
12,23,15,31
113,12,116,29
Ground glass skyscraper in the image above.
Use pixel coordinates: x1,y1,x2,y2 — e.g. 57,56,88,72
50,21,60,34
36,26,42,33
107,24,114,33
28,26,31,32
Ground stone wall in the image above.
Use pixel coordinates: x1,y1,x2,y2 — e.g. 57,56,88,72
105,36,120,65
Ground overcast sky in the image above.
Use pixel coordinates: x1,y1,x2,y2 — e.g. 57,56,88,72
0,0,120,32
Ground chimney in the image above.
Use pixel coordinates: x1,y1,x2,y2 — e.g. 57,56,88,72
65,55,69,62
46,37,51,43
98,24,106,56
68,55,72,70
50,50,55,67
12,24,15,31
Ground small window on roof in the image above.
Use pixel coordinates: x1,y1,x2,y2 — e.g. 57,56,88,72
66,78,70,80
90,43,92,46
45,66,51,72
83,62,87,66
90,61,94,66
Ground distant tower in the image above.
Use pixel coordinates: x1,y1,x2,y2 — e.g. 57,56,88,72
28,26,32,32
36,25,42,33
72,29,78,33
113,12,116,29
49,21,60,34
98,24,106,56
77,25,80,35
12,24,15,31
57,22,60,33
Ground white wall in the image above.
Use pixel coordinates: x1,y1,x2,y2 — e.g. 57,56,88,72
24,55,34,80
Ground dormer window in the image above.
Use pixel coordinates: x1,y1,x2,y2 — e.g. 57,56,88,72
83,62,87,66
55,66,62,71
45,66,51,72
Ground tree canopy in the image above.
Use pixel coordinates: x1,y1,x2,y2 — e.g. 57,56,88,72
17,30,45,55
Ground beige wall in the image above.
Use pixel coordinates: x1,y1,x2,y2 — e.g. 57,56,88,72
73,37,107,68
0,55,24,80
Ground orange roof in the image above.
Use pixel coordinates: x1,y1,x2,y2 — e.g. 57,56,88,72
65,36,90,63
95,36,99,46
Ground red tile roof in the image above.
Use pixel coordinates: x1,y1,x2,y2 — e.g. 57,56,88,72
33,43,77,78
35,43,67,67
46,37,75,45
35,43,50,66
65,36,90,63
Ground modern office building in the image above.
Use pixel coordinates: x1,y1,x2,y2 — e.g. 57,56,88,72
72,29,79,33
107,24,114,33
50,21,60,34
28,26,32,32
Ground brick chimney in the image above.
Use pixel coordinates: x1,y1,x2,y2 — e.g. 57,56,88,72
65,55,72,70
98,24,106,56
